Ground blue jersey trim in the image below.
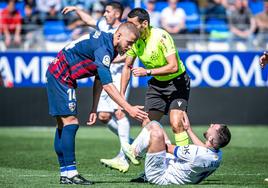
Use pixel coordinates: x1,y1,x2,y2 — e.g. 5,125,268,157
96,18,102,30
174,146,180,158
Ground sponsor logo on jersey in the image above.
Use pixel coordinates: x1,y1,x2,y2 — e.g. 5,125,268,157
93,30,101,38
183,145,190,155
102,55,110,67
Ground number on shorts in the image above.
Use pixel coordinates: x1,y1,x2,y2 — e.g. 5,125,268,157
67,89,76,101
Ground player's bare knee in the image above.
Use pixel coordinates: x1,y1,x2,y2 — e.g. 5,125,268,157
146,121,161,130
114,111,125,120
98,112,112,124
150,127,164,140
61,115,78,125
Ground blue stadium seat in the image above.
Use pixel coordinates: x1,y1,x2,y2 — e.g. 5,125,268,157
0,2,6,10
205,18,229,33
43,20,70,42
130,1,168,11
178,2,201,32
248,0,264,15
155,2,168,12
15,1,25,17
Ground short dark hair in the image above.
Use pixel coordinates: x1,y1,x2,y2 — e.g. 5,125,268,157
106,1,124,19
118,21,140,38
216,125,231,148
127,8,150,25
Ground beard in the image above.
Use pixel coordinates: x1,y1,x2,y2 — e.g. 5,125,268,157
117,45,125,56
203,132,207,139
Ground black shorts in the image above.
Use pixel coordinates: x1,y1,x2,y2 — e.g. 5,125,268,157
145,72,190,115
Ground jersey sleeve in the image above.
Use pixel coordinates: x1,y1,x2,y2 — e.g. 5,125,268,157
174,145,198,162
96,18,109,32
94,47,113,85
96,19,101,30
158,30,176,57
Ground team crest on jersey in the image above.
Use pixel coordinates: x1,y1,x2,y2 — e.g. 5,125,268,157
102,55,110,67
68,102,76,112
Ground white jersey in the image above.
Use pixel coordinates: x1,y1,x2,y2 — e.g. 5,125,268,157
145,145,222,185
96,18,128,112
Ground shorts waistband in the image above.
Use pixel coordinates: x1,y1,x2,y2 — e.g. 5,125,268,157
150,71,186,85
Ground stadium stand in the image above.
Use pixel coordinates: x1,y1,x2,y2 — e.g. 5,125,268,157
0,0,267,52
43,20,70,51
178,1,201,33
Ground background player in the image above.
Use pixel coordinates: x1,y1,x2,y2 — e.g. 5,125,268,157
46,22,147,185
62,2,133,173
260,51,268,69
122,112,231,185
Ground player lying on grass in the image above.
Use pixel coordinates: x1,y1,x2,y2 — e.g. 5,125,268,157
260,51,268,69
122,112,231,185
46,22,148,185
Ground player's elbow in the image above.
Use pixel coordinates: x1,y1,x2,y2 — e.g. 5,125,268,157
170,64,178,73
102,83,112,91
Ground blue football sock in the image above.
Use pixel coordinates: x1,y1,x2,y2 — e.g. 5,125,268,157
61,124,79,167
54,128,65,168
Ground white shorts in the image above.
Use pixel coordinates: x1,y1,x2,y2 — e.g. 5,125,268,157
145,151,183,185
97,63,129,112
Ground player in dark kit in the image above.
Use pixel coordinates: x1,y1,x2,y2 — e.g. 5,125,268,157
46,22,147,185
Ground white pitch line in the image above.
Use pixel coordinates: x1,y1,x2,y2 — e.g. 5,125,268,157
13,173,266,177
216,173,265,176
17,173,137,177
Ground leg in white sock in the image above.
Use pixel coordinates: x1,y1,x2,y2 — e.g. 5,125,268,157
117,117,130,144
116,117,130,160
107,116,119,136
132,126,150,158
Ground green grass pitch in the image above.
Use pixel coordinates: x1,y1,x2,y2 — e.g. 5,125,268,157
0,125,268,188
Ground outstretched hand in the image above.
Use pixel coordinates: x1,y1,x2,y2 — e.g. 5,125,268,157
62,6,77,15
127,105,148,122
86,112,97,126
131,67,147,77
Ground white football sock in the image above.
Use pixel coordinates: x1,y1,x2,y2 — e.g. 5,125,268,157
117,117,130,144
132,127,150,157
66,165,78,178
117,117,130,161
60,166,67,177
107,117,118,136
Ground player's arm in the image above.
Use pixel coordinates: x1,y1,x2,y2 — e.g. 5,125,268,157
120,55,136,97
91,76,102,112
87,76,102,125
62,6,97,27
95,48,147,121
260,51,268,69
132,32,179,77
151,32,179,75
103,83,147,122
182,112,206,147
132,53,178,77
112,54,126,64
166,144,176,154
